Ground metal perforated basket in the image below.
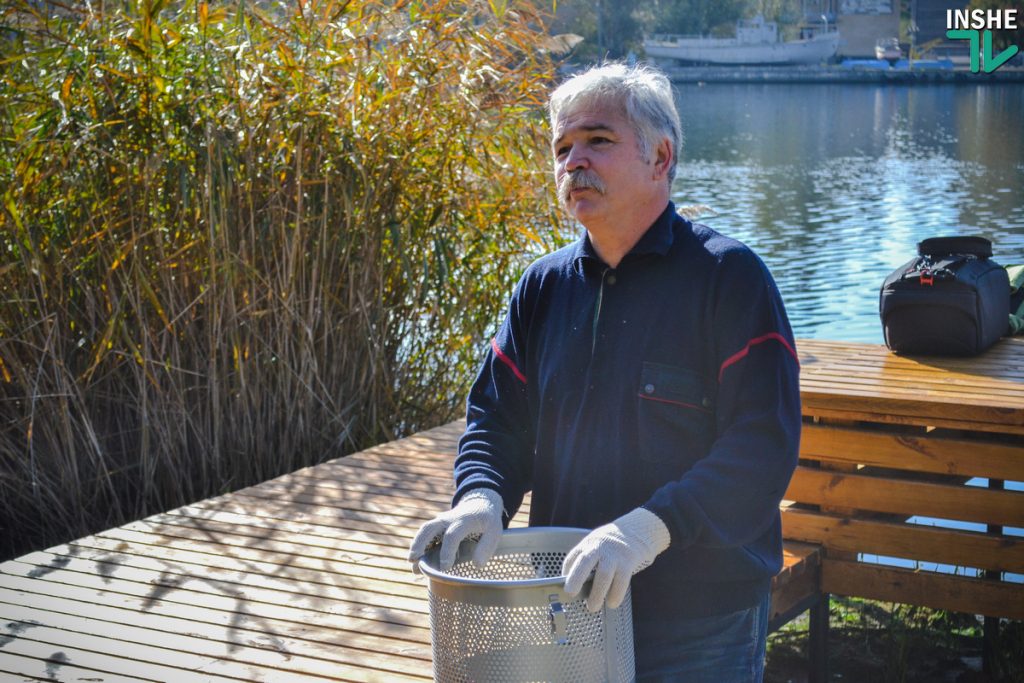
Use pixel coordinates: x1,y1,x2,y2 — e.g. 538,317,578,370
418,527,635,683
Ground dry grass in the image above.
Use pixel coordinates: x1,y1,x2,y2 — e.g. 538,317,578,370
0,0,566,559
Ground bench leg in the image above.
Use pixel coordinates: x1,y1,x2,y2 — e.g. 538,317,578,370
983,615,998,674
808,593,829,683
984,478,1004,675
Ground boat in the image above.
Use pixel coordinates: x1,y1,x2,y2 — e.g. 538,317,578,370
643,15,840,66
875,37,902,61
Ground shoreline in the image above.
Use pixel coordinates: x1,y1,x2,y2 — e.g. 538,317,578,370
658,64,1024,84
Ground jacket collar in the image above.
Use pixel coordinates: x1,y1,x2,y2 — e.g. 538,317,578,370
572,201,678,274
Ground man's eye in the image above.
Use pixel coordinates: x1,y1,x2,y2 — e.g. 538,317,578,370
555,146,570,157
592,136,610,145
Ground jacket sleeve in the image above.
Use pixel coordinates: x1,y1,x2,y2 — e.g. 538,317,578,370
644,246,801,549
453,280,535,525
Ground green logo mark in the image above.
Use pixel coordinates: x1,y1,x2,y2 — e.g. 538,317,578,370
946,29,1019,73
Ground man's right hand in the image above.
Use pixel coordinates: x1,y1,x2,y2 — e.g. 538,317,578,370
408,488,503,572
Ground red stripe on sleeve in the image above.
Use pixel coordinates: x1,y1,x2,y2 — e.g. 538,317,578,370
718,333,799,382
492,338,527,384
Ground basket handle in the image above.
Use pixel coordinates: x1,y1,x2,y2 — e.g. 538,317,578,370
548,594,569,645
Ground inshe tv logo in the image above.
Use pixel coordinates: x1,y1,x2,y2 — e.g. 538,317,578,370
946,8,1020,73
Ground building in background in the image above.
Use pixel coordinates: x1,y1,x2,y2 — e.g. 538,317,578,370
835,0,902,57
911,0,973,61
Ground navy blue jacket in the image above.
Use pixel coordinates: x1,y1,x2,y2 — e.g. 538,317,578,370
454,202,802,619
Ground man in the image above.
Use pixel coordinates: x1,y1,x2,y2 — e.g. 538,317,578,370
409,62,801,682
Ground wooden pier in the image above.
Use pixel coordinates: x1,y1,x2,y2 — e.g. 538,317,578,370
1,339,1021,681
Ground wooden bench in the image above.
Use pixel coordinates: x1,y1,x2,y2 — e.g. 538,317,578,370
782,338,1024,680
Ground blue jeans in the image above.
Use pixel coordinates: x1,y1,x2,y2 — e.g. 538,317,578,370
632,591,770,682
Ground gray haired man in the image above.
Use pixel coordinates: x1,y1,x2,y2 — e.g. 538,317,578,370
411,62,801,682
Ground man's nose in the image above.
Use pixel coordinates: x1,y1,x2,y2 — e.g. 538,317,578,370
564,144,588,171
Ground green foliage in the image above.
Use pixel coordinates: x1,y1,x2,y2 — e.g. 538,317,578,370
767,597,1024,682
642,0,747,38
548,0,771,61
0,0,565,559
548,0,642,60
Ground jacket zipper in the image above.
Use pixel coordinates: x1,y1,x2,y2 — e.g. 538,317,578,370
592,268,608,354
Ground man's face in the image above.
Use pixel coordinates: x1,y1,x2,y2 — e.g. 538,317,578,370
551,104,664,228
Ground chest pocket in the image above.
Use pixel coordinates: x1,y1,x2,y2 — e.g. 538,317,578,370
637,362,716,466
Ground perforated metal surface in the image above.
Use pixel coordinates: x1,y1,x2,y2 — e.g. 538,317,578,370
421,528,635,683
446,549,565,581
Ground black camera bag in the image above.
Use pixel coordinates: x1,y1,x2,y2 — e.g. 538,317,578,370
879,236,1009,356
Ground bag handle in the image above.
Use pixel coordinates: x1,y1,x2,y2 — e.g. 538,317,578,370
918,236,992,258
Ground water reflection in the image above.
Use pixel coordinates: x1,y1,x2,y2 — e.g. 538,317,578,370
673,83,1024,343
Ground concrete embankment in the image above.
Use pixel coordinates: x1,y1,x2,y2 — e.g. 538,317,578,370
660,64,1024,84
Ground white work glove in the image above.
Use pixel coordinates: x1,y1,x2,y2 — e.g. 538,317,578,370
408,488,504,572
562,507,671,612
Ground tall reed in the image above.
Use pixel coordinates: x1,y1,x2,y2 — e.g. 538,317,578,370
0,0,564,559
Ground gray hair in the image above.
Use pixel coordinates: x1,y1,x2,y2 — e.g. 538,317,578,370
548,62,683,183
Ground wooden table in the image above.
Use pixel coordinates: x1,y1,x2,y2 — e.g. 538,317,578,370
1,339,1020,681
788,338,1024,678
798,337,1024,435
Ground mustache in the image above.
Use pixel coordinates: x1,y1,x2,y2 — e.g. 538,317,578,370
559,169,606,204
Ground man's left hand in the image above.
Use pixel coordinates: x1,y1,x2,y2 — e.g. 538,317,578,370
562,507,671,612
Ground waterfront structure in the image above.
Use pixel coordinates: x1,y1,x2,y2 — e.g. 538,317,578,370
912,0,973,63
836,0,902,58
644,15,840,65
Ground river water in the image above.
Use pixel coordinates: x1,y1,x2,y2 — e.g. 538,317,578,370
669,83,1024,575
671,82,1024,344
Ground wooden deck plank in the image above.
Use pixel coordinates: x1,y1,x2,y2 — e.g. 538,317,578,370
800,379,1024,409
0,624,247,683
797,339,1024,429
2,556,431,640
0,648,150,683
797,337,1024,362
800,373,1024,405
177,497,435,543
8,549,429,617
277,469,456,500
799,348,1024,376
800,423,1024,480
0,608,331,683
0,582,431,679
225,488,445,525
822,559,1024,621
28,536,427,606
797,339,1024,377
799,391,1024,431
781,509,1024,574
178,498,530,541
775,541,821,584
0,572,430,658
801,352,1024,382
799,369,1024,402
125,516,416,567
86,527,422,589
787,466,1024,527
158,507,421,551
800,407,1024,435
290,455,459,481
123,512,418,561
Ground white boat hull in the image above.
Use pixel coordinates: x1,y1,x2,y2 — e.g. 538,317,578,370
644,31,840,65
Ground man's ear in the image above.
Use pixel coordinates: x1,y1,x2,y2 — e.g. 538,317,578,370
653,137,673,180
